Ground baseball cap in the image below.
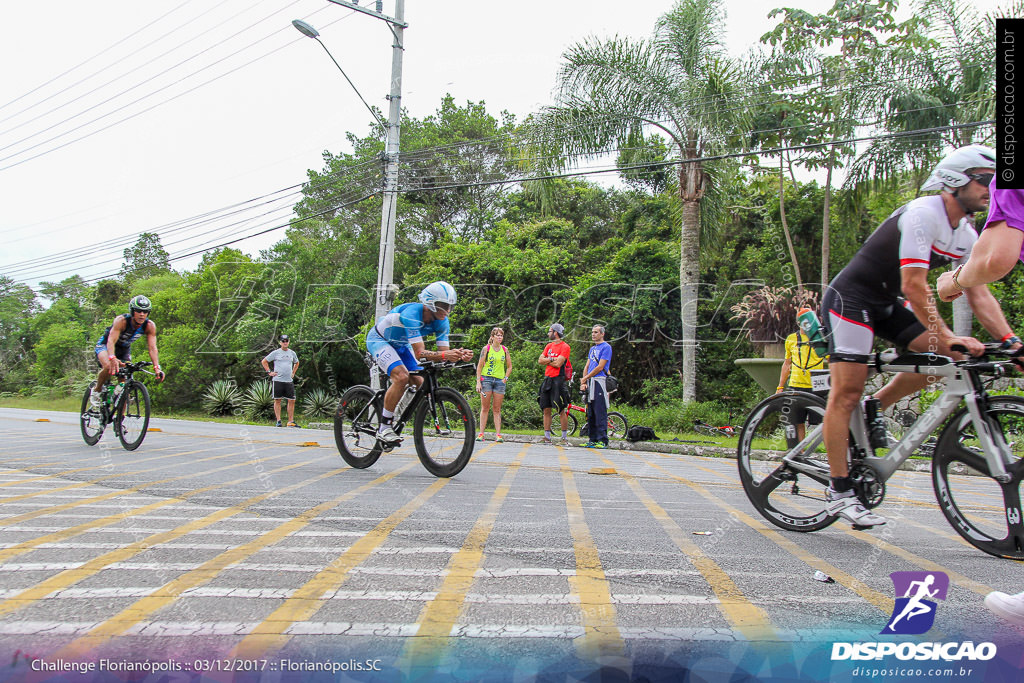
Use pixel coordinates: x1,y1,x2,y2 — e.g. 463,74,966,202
549,323,564,335
280,334,290,341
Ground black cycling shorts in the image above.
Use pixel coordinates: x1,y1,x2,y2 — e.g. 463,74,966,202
95,347,130,368
821,283,925,364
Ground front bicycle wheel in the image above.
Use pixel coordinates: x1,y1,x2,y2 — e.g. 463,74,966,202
413,387,474,477
334,385,383,469
737,391,836,532
80,382,104,446
607,412,628,440
115,382,150,451
932,395,1024,560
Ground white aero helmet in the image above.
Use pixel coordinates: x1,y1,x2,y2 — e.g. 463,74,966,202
418,281,457,312
920,144,996,192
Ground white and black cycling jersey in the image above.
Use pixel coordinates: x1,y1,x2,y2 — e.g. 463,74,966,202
833,194,975,298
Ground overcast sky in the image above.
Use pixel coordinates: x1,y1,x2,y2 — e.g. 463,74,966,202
0,0,1004,294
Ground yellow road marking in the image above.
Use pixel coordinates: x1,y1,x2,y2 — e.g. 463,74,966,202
599,454,778,640
0,455,336,620
231,478,449,659
401,446,525,668
0,444,187,489
0,445,238,502
634,453,894,614
679,456,1003,596
0,446,289,566
56,461,419,658
559,452,625,660
0,445,280,529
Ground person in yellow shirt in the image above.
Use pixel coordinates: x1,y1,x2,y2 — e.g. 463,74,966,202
475,327,512,442
776,327,826,439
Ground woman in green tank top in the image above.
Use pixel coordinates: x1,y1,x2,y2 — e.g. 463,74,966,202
475,327,512,442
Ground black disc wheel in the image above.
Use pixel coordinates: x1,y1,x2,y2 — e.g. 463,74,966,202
334,385,383,469
115,382,150,451
80,381,104,446
413,387,475,477
932,395,1024,560
737,391,836,532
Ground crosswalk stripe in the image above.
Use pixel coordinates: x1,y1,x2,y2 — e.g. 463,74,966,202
600,453,778,640
231,478,450,658
0,455,337,619
401,446,525,668
559,451,625,660
55,460,418,658
0,445,295,566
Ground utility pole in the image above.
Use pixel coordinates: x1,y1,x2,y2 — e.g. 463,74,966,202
325,0,405,389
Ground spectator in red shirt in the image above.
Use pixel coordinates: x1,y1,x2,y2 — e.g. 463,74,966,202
537,323,571,445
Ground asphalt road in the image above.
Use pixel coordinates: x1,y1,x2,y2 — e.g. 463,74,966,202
0,407,1020,682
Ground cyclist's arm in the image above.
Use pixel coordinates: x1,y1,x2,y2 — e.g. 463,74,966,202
145,320,162,377
955,222,1022,288
964,283,1014,341
105,317,126,369
900,268,956,341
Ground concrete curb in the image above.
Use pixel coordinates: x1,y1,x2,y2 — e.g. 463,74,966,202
307,423,946,474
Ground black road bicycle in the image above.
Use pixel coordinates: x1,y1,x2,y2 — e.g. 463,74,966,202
334,357,476,477
80,361,153,451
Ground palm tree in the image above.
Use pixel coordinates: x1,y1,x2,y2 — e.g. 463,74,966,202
524,0,747,401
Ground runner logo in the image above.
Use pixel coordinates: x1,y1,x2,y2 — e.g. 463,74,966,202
882,571,949,635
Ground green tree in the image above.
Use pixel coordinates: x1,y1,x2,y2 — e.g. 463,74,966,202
0,276,38,389
120,232,171,282
762,0,920,284
526,0,748,401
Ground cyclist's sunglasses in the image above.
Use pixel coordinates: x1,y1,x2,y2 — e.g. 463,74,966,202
434,302,453,313
968,172,994,187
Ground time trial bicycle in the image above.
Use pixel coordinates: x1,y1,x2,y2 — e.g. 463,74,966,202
334,356,476,478
80,361,153,451
737,345,1024,559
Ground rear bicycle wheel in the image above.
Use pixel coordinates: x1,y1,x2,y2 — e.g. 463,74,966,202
737,391,836,532
334,385,383,469
414,387,474,477
115,382,150,451
80,382,104,446
607,412,628,440
932,395,1024,559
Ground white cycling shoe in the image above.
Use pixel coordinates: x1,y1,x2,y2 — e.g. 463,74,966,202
984,590,1024,626
376,425,402,446
89,389,103,410
825,487,887,528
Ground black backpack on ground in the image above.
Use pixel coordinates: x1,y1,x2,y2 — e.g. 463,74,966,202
626,425,658,442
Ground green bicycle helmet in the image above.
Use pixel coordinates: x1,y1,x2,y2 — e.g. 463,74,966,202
129,295,152,314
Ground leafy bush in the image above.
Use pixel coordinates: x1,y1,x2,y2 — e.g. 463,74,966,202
201,379,242,416
730,286,819,348
301,387,335,418
241,381,275,420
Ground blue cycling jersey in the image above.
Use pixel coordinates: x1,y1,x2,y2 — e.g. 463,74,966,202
372,302,449,349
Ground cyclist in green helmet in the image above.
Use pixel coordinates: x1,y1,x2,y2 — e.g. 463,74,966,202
90,295,164,408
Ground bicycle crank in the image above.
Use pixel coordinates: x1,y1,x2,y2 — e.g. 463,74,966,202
850,462,886,509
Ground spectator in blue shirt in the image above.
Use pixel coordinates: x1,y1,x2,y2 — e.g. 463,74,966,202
580,325,613,448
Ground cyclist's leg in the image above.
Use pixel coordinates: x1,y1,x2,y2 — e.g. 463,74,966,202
874,312,931,409
94,346,112,391
821,288,886,527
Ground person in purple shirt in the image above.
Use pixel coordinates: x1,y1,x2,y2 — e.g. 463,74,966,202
936,175,1024,627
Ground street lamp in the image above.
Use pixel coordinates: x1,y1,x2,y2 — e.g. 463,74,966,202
292,1,406,390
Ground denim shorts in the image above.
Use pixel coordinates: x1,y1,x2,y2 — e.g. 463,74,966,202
480,376,506,395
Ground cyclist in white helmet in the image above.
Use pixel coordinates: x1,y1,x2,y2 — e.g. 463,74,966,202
819,144,1015,528
365,281,473,445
